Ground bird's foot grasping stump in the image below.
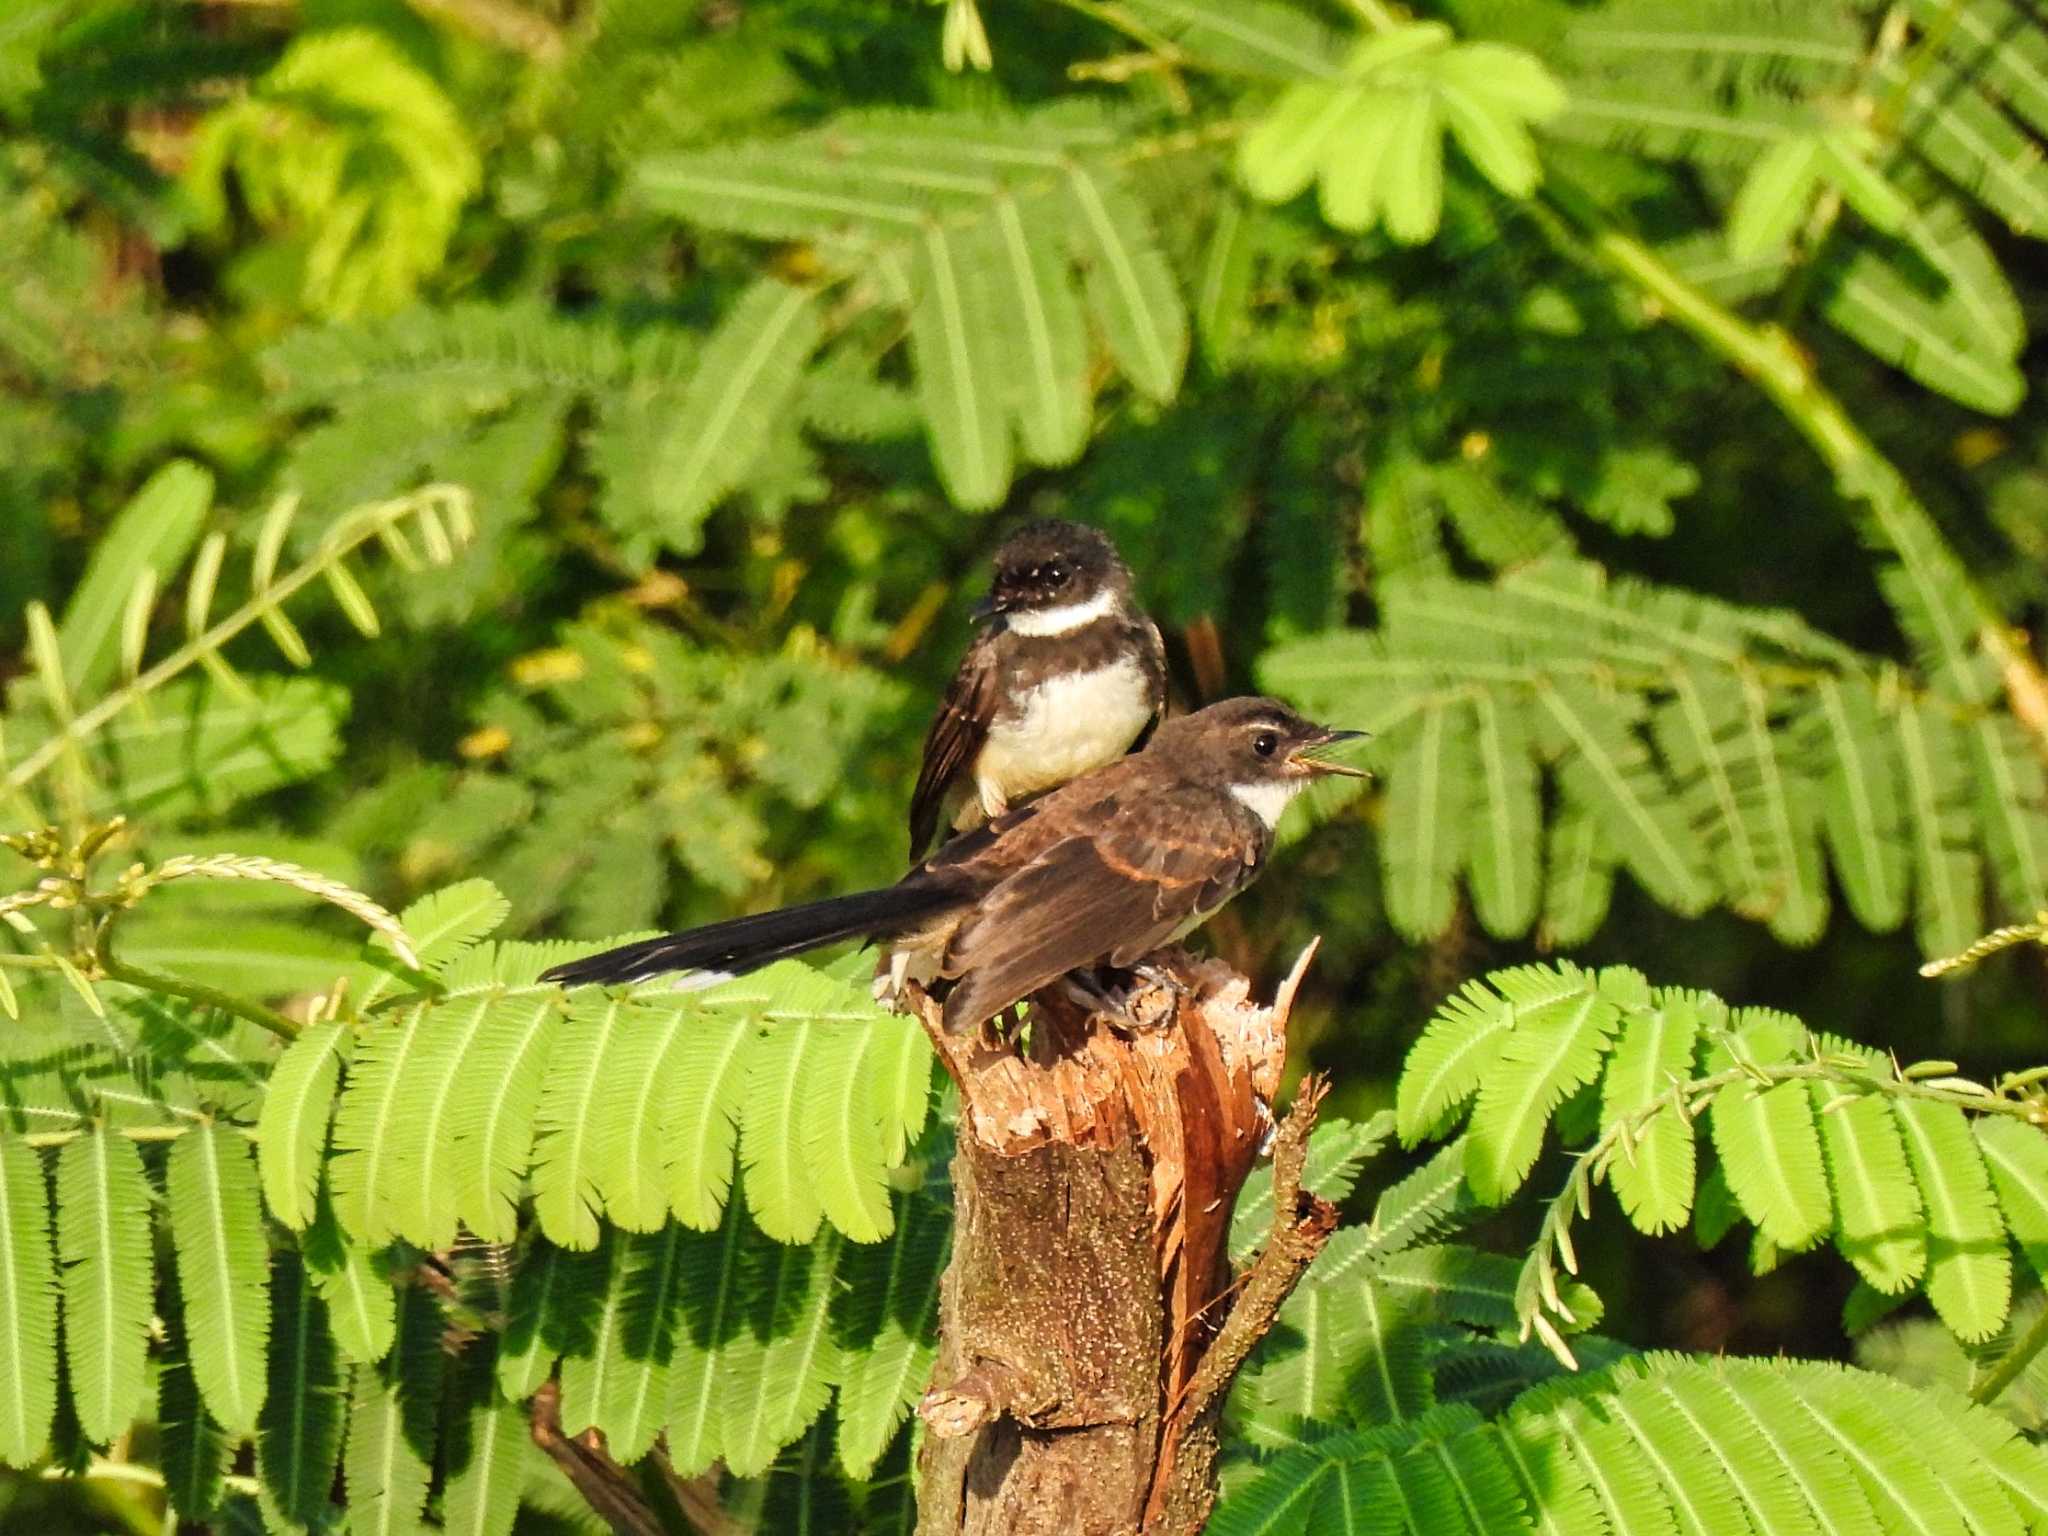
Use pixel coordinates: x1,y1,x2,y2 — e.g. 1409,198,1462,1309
907,943,1339,1536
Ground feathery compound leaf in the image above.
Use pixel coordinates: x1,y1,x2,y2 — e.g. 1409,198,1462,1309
329,1004,437,1248
666,1205,752,1476
722,1228,845,1476
1381,702,1474,941
450,989,560,1243
1968,714,2048,919
344,1361,432,1536
833,1191,947,1477
531,992,627,1250
168,1125,271,1435
1539,679,1713,916
606,1223,694,1463
497,1238,606,1402
303,1195,396,1366
801,1022,894,1243
1541,802,1617,949
159,1281,231,1521
258,1254,346,1528
1892,698,1983,961
1894,1099,2010,1342
1600,993,1699,1234
56,1129,153,1443
1973,1118,2048,1283
378,991,494,1250
0,1134,55,1466
616,278,822,550
1466,964,1619,1204
557,1230,626,1441
259,1020,351,1230
741,1017,827,1244
442,1384,528,1536
397,878,509,974
591,996,693,1234
1398,975,1517,1143
664,1008,752,1230
1816,1087,1924,1295
909,220,1012,510
634,111,1187,512
1064,163,1187,402
1115,0,1345,79
1710,1071,1831,1253
56,458,213,694
1808,677,1907,933
1465,689,1541,938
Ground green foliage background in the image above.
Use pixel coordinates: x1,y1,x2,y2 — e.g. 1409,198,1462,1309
6,0,2048,1530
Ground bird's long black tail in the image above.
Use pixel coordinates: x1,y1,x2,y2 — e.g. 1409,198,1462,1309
539,880,961,989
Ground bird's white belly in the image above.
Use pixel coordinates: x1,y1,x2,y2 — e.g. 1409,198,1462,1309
976,658,1152,804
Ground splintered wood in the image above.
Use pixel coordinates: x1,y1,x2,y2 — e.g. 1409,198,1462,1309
909,943,1330,1536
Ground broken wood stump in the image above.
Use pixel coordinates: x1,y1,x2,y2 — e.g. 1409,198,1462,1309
910,943,1339,1536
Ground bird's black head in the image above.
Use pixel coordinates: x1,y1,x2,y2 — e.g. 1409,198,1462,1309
976,520,1130,627
1149,697,1368,826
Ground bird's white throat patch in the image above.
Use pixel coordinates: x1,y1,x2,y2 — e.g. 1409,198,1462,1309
1003,587,1117,637
1230,778,1305,829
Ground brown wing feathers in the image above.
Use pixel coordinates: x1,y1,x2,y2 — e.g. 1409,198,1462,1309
907,633,998,855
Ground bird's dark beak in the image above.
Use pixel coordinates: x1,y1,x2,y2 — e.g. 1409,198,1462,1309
1298,727,1371,778
971,594,1005,622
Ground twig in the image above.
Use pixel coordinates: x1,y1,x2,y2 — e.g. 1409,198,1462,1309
99,952,302,1043
527,1382,669,1536
1975,1297,2048,1407
1172,1074,1339,1429
653,1445,745,1536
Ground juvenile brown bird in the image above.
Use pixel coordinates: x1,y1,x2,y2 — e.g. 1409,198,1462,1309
542,698,1365,1034
908,519,1167,856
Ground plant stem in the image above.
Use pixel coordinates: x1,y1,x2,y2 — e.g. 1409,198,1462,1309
1541,183,2048,751
2,492,461,796
99,952,301,1042
1974,1296,2048,1406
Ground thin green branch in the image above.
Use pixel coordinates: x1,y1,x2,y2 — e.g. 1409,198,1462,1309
1539,182,2048,754
98,951,301,1042
1973,1297,2048,1406
2,487,470,796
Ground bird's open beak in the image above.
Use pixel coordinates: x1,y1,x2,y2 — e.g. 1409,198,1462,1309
1298,727,1371,778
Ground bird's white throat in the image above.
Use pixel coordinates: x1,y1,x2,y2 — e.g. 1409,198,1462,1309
1230,777,1306,829
1003,587,1117,637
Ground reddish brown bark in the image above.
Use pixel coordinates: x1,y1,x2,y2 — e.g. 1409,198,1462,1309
911,944,1336,1536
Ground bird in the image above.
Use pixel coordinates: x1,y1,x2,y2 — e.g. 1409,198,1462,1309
541,697,1365,1035
908,519,1167,857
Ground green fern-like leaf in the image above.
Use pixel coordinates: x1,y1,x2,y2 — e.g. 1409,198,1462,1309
1974,1117,2048,1283
449,988,561,1243
833,1191,947,1477
302,1194,396,1366
0,1133,56,1467
530,992,626,1250
257,1020,351,1230
343,1359,433,1536
1816,1085,1925,1295
158,1284,231,1522
1894,1099,2010,1342
167,1124,271,1436
1465,964,1619,1203
258,1254,347,1528
441,1378,528,1536
56,1128,154,1443
719,1229,844,1476
1599,991,1699,1234
633,109,1188,510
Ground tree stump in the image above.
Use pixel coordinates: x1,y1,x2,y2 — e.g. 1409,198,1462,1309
910,943,1338,1536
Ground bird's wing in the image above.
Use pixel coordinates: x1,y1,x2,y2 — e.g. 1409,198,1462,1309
908,631,1000,855
1128,615,1170,751
936,788,1262,1033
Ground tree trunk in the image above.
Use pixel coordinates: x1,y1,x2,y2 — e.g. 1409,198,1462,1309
911,945,1337,1536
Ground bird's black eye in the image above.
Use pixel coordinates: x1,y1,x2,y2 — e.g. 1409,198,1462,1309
1253,731,1279,758
1044,561,1067,583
